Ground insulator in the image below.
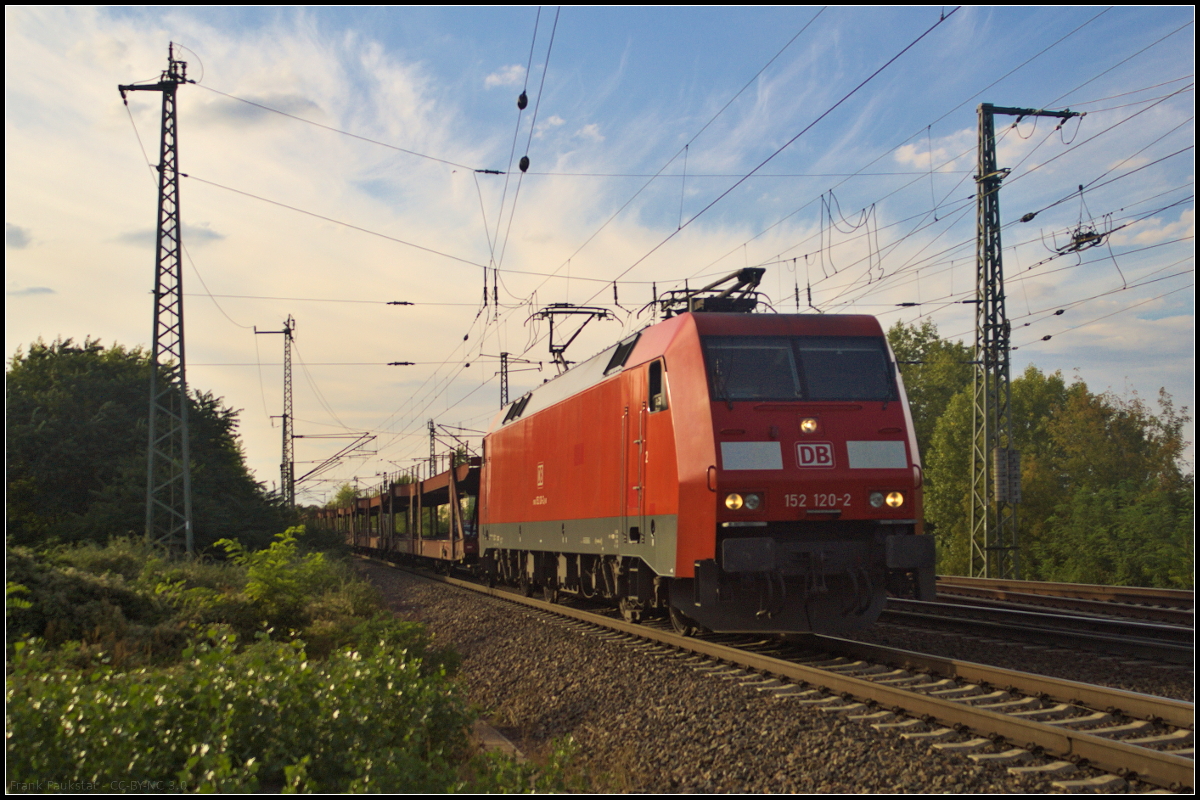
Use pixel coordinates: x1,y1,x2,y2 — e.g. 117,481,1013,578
519,155,530,173
517,91,528,110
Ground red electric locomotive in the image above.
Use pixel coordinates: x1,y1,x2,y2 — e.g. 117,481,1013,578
479,274,934,636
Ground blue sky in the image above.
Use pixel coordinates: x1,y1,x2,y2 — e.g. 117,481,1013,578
6,6,1194,500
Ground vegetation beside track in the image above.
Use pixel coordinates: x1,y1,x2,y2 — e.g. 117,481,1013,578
889,320,1194,588
5,338,288,552
5,532,577,793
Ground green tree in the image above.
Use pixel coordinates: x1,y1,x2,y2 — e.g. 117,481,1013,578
1030,480,1193,588
326,483,360,509
924,364,1192,586
886,320,973,478
6,338,285,551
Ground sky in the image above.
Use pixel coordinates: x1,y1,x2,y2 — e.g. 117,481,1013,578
6,6,1195,504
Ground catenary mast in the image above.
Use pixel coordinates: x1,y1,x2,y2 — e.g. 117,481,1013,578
120,44,194,555
970,103,1080,578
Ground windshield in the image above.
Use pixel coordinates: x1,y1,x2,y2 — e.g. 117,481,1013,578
703,335,896,402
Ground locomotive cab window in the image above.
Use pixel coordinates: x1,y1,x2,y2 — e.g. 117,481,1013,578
649,360,668,412
703,335,896,402
796,336,896,401
604,332,641,375
704,337,801,401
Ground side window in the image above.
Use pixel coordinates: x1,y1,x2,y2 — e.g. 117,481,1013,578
649,360,668,412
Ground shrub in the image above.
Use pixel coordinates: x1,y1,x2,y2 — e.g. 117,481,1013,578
5,547,175,657
5,534,582,792
6,629,471,793
213,528,335,630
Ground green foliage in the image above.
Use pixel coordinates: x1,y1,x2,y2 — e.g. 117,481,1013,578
453,446,471,467
921,359,1193,586
47,535,155,583
1031,482,1194,588
463,738,585,796
4,545,184,661
6,630,473,793
463,737,586,794
5,535,581,793
214,528,334,629
325,483,360,509
6,582,32,613
6,337,286,551
887,320,973,471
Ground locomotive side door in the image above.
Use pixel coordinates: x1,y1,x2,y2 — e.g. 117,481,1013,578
621,366,647,544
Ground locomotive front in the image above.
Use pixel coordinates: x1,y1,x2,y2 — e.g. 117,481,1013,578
669,312,934,636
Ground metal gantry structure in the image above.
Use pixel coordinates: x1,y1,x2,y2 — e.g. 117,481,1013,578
970,103,1080,579
530,303,616,372
256,315,296,509
500,351,510,407
120,44,194,555
485,351,539,408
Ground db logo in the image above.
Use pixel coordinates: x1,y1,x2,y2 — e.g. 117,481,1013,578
796,442,835,468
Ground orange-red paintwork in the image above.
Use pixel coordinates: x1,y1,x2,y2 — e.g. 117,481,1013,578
481,312,923,580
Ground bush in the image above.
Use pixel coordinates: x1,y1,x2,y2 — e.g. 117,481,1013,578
5,533,581,792
6,628,471,793
5,546,182,663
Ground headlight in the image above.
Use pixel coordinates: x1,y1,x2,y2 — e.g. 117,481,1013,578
886,491,905,508
800,418,818,434
744,493,762,510
725,493,743,510
869,491,885,508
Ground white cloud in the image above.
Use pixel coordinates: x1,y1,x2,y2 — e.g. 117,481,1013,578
574,123,604,143
484,64,525,89
1110,208,1194,247
892,129,974,172
534,115,565,138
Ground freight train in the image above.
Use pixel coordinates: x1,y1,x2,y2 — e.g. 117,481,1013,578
319,271,934,636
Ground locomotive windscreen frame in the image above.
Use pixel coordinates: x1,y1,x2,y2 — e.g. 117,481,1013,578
702,335,898,402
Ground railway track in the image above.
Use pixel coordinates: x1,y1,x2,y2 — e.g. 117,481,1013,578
882,597,1193,665
934,576,1194,626
387,562,1193,791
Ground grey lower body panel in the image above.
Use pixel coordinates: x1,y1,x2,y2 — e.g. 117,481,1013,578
482,514,678,577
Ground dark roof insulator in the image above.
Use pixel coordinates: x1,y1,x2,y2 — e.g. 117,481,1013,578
517,91,528,110
519,155,530,173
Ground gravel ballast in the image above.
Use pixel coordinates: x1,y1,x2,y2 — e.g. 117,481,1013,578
354,561,1181,793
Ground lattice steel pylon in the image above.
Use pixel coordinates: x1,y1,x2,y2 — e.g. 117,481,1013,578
281,316,294,508
429,419,438,476
970,103,1080,578
500,352,510,408
121,44,194,555
256,315,296,508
